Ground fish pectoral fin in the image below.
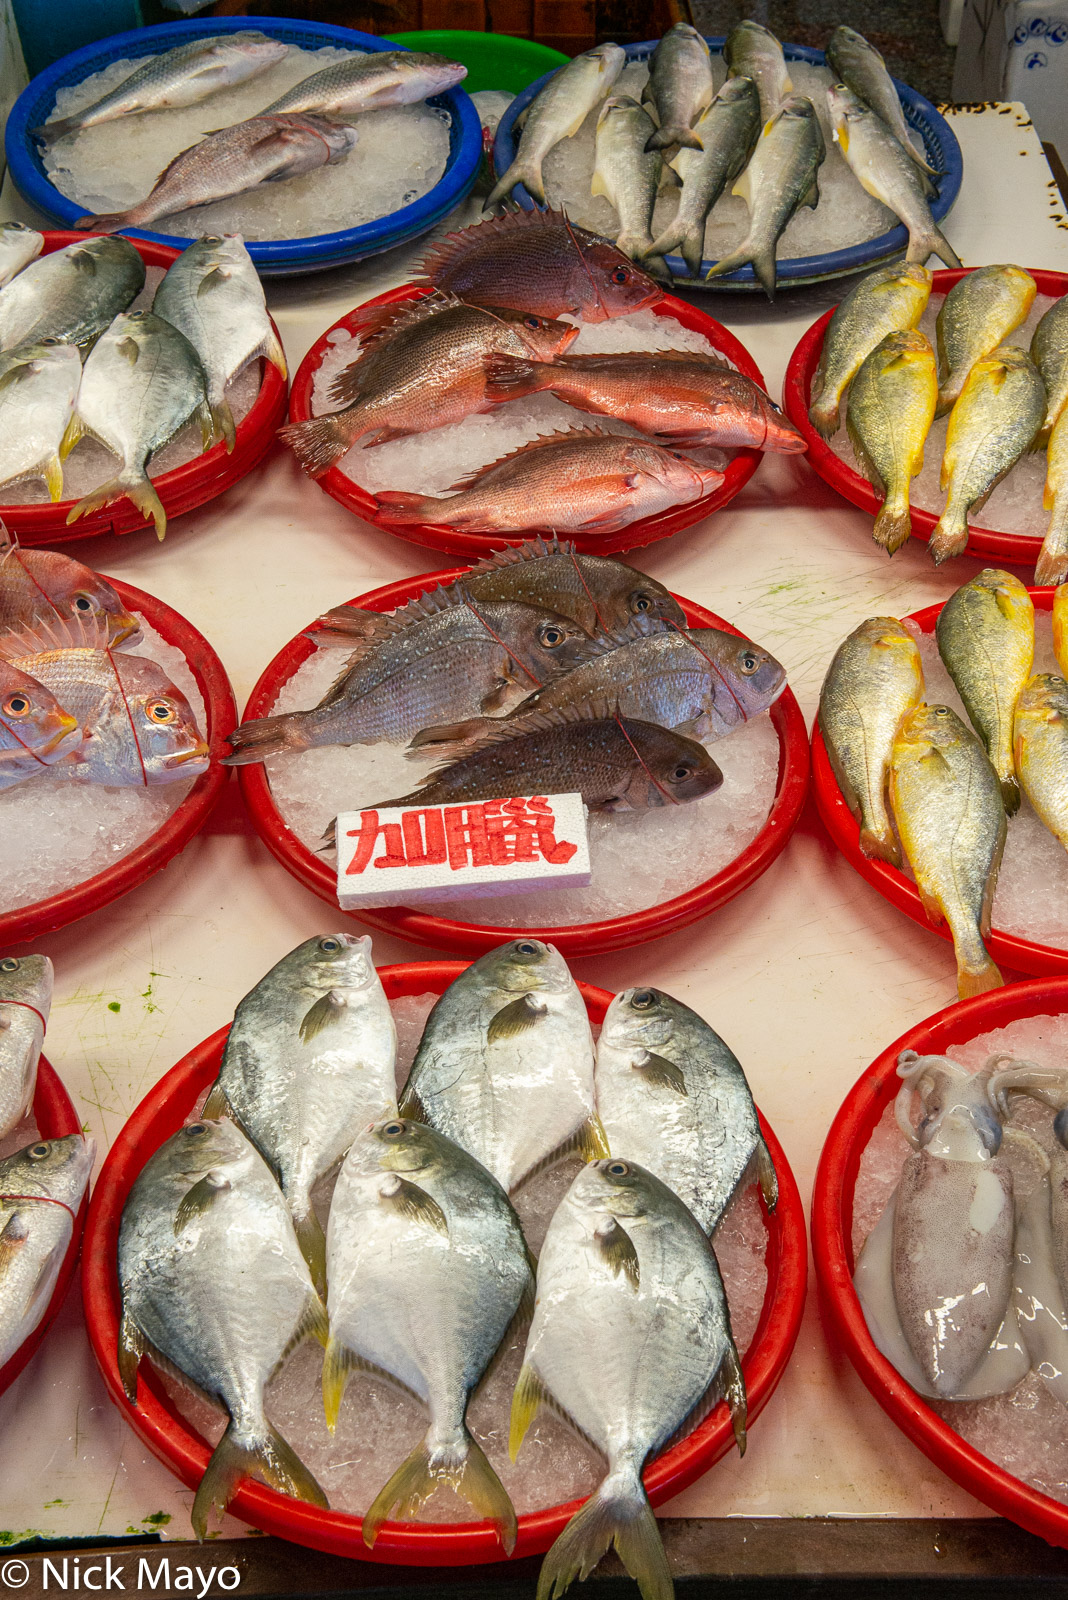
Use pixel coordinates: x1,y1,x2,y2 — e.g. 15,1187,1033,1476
0,1208,30,1276
397,1080,428,1122
193,1419,327,1540
917,884,946,924
116,337,140,367
201,1081,231,1120
363,1429,517,1555
594,1215,640,1289
174,1171,231,1233
801,175,820,210
300,988,348,1044
590,165,611,200
293,1209,328,1298
377,1173,448,1235
196,265,230,296
509,1362,550,1461
634,1049,688,1095
487,991,548,1042
756,1137,779,1210
118,1309,145,1404
70,247,99,276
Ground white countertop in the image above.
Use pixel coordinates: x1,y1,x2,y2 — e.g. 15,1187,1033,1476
1,100,1066,1548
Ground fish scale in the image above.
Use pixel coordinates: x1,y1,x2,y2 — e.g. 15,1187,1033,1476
0,1134,94,1369
0,955,51,1141
0,660,81,791
0,237,145,353
264,49,466,117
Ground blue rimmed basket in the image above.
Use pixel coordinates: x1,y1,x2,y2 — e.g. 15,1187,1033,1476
492,37,963,292
4,16,483,276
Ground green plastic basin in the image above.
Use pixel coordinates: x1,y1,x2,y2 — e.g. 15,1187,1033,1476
385,29,568,94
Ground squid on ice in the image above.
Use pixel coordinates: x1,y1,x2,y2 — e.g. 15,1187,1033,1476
855,1049,1029,1400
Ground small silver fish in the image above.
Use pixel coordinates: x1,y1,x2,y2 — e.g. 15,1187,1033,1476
0,237,145,353
0,954,52,1142
0,224,42,290
642,22,716,152
649,76,761,278
485,43,625,210
0,341,82,504
265,48,466,117
825,26,937,174
724,19,792,123
0,1134,94,1368
592,96,669,276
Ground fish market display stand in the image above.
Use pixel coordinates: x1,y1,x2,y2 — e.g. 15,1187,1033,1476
1,100,1067,1586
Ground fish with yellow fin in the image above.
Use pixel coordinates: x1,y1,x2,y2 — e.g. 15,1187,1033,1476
846,328,937,555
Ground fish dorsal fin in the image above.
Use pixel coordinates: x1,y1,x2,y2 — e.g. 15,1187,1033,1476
314,584,480,708
0,608,111,662
465,534,573,580
417,206,593,288
0,521,17,563
447,428,621,491
414,696,620,782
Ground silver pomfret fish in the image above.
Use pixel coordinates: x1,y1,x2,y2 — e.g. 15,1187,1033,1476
826,25,937,174
0,1135,94,1368
34,33,289,143
485,43,625,210
400,939,604,1194
650,76,760,278
818,616,924,866
935,568,1034,814
0,341,82,504
512,1158,746,1600
0,954,52,1141
595,986,776,1235
809,261,932,438
0,224,42,289
324,1117,531,1550
265,48,466,117
724,19,792,123
75,115,358,234
0,237,145,353
153,234,286,452
0,660,82,790
65,309,211,542
828,86,960,269
223,586,596,764
118,1118,328,1538
706,94,825,299
206,932,397,1293
642,22,716,152
592,96,669,276
936,264,1036,414
890,703,1006,999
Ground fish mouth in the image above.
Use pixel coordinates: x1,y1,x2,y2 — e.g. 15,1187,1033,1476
163,742,211,770
110,616,143,648
39,718,83,759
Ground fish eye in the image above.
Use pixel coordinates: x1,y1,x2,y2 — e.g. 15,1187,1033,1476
184,1123,208,1138
382,1121,406,1138
739,651,759,675
72,593,97,613
146,700,177,725
28,1142,51,1160
631,594,652,613
606,1160,629,1176
0,958,19,972
672,764,694,781
515,940,540,957
934,706,950,717
3,694,30,717
319,937,341,953
611,266,630,284
539,624,566,648
204,235,223,244
524,315,544,329
631,989,655,1009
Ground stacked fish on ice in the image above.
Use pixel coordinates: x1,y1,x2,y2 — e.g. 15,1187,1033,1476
0,532,208,791
819,570,1068,998
0,231,283,538
32,32,466,239
811,261,1068,580
116,932,775,1600
0,952,94,1369
486,21,955,298
282,209,804,533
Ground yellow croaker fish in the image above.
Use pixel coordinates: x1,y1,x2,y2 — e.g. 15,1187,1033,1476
1015,674,1068,855
1054,583,1068,677
930,344,1046,565
846,329,937,554
936,265,1037,415
1039,404,1068,586
818,616,924,865
809,261,932,439
889,703,1006,999
935,569,1034,814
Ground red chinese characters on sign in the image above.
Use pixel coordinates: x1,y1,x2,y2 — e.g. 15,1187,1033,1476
344,796,579,876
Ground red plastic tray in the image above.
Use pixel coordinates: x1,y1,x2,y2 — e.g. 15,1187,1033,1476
813,976,1068,1547
236,569,810,959
0,1055,88,1397
812,586,1068,979
287,283,767,559
0,577,237,948
782,267,1068,567
1,232,289,548
83,959,807,1564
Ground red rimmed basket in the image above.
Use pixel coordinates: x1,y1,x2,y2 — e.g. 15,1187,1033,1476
1,232,289,548
0,577,236,947
812,975,1068,1547
235,569,810,959
782,267,1068,567
812,585,1068,979
0,1055,88,1397
83,959,807,1564
287,284,767,559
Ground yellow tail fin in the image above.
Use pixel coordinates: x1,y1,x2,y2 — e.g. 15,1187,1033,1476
191,1418,327,1540
536,1468,672,1600
67,472,167,541
363,1429,517,1555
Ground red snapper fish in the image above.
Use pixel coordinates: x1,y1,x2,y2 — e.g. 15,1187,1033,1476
0,658,81,790
0,528,140,648
372,428,724,535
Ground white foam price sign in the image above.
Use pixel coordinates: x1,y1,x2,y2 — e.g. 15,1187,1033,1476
335,792,591,909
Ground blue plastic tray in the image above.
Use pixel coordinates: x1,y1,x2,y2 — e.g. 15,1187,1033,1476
492,38,964,292
5,16,483,276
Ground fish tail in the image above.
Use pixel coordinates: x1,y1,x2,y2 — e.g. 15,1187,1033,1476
222,712,312,766
957,947,1004,1000
536,1465,672,1600
278,413,360,478
211,399,236,454
485,160,546,211
482,352,550,402
929,498,970,564
859,824,902,868
808,394,841,440
408,716,495,753
1000,773,1022,817
192,1417,327,1540
648,219,704,280
907,223,962,271
67,471,166,541
1036,496,1068,586
304,605,384,648
363,1427,517,1555
31,116,79,144
872,489,913,555
616,233,671,282
645,125,701,153
293,1207,327,1299
373,489,442,524
707,242,775,300
71,210,134,233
